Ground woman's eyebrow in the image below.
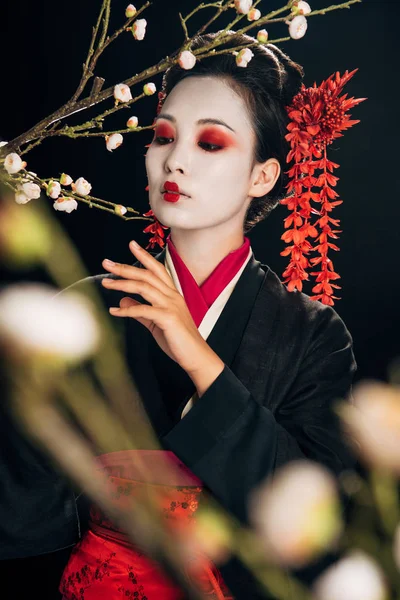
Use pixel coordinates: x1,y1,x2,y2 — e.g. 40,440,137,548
155,113,236,133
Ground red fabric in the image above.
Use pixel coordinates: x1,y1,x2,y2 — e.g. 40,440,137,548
60,451,233,599
167,235,251,327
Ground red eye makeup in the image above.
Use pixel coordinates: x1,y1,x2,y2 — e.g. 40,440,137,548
198,127,237,149
154,122,175,139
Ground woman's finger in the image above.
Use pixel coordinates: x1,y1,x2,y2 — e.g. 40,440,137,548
128,241,176,289
102,277,169,308
109,302,166,328
102,259,175,296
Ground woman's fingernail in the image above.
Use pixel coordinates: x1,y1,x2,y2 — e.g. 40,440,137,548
130,240,140,250
103,259,115,267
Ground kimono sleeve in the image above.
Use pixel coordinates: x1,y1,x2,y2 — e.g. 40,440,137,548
163,304,357,525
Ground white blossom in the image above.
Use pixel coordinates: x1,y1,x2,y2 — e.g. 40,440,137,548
297,1,312,15
60,173,73,186
114,83,133,103
15,191,31,205
132,18,147,40
234,0,253,15
143,82,156,96
0,283,100,364
73,177,92,196
289,15,308,39
127,116,139,129
21,182,41,199
251,461,341,567
312,552,388,600
236,48,254,68
247,8,261,21
125,4,136,17
47,180,61,199
257,29,269,43
178,50,197,70
53,197,78,213
4,152,24,175
106,133,124,152
114,204,127,216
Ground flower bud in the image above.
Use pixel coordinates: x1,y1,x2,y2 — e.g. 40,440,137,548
257,29,269,43
106,133,124,152
4,152,24,175
236,47,254,68
313,552,387,600
247,8,261,21
114,83,133,103
296,1,312,15
47,180,61,199
127,116,139,129
53,197,78,213
15,191,31,205
143,82,156,96
178,50,197,70
21,182,41,200
60,173,73,186
114,204,127,216
125,4,136,18
289,15,308,39
132,18,147,40
73,177,92,196
234,0,252,14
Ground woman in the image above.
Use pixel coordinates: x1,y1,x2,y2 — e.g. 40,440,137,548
60,32,357,599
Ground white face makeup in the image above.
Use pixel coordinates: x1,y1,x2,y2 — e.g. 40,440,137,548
145,76,260,233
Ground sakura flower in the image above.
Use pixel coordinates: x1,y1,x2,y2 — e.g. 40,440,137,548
250,460,341,567
46,180,61,199
106,133,124,152
60,173,73,186
234,0,252,15
125,4,136,17
21,182,41,200
53,197,78,213
0,283,100,365
127,116,139,129
114,83,133,103
297,1,312,15
143,82,156,96
178,50,197,70
339,381,400,475
73,177,92,196
257,29,269,43
15,191,31,205
132,18,147,40
236,48,254,68
4,152,24,175
312,552,388,600
289,15,308,39
114,204,127,216
247,8,261,21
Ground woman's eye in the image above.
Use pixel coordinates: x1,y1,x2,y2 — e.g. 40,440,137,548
198,141,223,152
154,136,174,145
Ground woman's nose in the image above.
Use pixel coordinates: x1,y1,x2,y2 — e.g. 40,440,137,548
164,142,189,175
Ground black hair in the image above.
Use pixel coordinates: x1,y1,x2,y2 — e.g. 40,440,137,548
160,31,304,232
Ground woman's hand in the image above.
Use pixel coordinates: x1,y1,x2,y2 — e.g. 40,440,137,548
101,241,224,391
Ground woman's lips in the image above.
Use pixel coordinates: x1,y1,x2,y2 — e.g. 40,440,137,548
162,182,190,203
163,191,182,203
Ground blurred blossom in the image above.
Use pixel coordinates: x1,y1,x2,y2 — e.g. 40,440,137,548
4,152,24,174
0,284,100,365
339,381,400,474
114,83,133,103
53,197,78,213
181,510,232,565
21,181,41,199
289,15,308,39
250,461,342,567
312,552,388,600
132,18,147,40
60,173,73,186
14,191,31,205
73,177,92,196
0,141,8,148
393,523,400,571
106,133,124,152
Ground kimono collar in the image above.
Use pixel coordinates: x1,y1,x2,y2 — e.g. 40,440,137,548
166,234,251,327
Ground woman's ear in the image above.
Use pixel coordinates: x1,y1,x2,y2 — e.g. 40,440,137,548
249,158,281,198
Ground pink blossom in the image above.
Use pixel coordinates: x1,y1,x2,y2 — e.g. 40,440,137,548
132,18,147,40
178,50,197,70
114,83,133,103
289,15,308,39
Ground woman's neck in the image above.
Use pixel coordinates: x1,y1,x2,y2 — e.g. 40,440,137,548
169,227,245,286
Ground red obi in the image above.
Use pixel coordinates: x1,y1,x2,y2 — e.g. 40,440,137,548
60,450,232,600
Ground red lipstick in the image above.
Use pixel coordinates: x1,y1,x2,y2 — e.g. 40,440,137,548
162,181,188,203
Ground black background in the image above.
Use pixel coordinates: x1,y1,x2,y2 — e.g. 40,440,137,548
1,0,398,383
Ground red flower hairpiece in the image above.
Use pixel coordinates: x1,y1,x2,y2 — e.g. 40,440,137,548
142,205,169,250
281,69,366,305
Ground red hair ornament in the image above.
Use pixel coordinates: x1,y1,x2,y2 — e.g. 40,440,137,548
281,69,366,305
